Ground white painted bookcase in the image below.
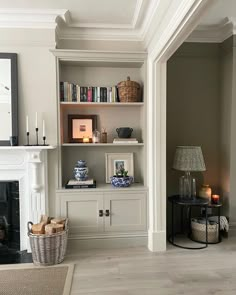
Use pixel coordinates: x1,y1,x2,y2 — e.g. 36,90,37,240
52,49,148,247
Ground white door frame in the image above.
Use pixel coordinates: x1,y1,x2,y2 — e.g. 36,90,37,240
147,0,213,251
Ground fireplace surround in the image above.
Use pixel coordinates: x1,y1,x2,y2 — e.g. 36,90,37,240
0,146,54,252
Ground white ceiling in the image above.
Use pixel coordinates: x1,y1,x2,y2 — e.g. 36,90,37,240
199,0,236,26
0,0,152,29
1,0,236,43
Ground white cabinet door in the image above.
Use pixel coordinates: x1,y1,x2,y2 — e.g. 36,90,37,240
104,192,147,232
60,193,104,234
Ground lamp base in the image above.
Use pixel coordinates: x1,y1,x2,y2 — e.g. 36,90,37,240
179,172,196,199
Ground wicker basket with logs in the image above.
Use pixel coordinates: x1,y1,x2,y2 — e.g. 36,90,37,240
27,216,68,266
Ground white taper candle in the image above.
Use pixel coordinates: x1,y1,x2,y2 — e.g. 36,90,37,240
35,112,38,128
26,115,29,132
43,120,45,137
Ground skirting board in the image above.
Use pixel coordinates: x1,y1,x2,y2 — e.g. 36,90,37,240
148,230,166,252
67,236,147,251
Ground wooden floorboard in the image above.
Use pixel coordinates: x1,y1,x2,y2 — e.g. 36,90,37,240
63,232,236,294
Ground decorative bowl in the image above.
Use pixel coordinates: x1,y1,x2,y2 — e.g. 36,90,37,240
110,176,133,187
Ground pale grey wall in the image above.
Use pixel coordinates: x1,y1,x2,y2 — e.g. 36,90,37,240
167,43,221,198
0,28,58,216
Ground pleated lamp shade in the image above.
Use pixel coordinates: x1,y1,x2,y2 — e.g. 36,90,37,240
173,146,206,172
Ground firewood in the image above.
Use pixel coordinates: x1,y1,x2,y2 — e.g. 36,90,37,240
40,215,50,224
51,218,66,228
31,223,45,235
45,223,64,235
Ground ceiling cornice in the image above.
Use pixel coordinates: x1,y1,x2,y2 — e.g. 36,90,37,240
0,1,161,43
56,0,159,42
0,9,68,29
186,17,234,43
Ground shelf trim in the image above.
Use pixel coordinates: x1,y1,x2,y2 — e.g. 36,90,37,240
61,143,144,147
60,102,144,106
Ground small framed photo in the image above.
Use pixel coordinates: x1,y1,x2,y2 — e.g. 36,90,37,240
68,115,97,143
105,153,134,183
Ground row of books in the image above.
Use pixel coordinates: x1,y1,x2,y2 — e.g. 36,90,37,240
60,82,119,103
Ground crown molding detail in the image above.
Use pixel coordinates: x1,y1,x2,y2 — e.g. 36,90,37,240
0,9,68,29
0,1,160,42
186,17,234,43
56,0,159,41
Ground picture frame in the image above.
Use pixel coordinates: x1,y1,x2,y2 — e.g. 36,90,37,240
105,153,134,183
68,114,97,143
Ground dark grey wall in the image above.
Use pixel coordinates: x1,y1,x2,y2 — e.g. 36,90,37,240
167,43,221,200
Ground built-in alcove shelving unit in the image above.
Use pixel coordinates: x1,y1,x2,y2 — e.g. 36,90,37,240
52,49,148,245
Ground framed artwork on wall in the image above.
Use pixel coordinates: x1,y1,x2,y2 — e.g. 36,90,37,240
68,114,97,143
105,152,134,183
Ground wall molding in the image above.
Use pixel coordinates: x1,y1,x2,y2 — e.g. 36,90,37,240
146,0,213,252
0,9,68,29
187,17,235,43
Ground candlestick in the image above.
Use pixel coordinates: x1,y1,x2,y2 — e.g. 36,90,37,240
211,194,220,205
26,115,29,133
42,120,45,137
43,136,46,146
35,128,39,146
35,112,38,128
26,132,30,146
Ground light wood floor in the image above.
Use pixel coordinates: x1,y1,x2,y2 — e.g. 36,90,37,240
64,233,236,295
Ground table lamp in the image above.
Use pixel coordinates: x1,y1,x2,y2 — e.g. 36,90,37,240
173,146,206,199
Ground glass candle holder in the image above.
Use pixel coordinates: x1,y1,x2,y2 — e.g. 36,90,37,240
83,136,90,143
92,130,100,143
211,194,220,204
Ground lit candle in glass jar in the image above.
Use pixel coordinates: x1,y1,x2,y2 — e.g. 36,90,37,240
211,194,220,204
83,136,90,143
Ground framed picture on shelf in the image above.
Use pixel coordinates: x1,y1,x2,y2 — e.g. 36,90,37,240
105,153,134,183
68,114,97,143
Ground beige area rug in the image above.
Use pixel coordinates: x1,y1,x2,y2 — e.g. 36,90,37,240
0,263,74,295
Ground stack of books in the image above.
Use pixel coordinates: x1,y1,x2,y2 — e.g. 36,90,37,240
113,138,138,144
65,178,96,189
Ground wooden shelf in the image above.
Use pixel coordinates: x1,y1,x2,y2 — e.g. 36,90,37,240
62,143,144,147
56,183,148,193
60,102,144,107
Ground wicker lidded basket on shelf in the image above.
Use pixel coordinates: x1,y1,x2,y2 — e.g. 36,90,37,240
117,76,141,102
27,219,68,266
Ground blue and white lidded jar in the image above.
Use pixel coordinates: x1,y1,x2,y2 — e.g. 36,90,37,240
74,160,89,180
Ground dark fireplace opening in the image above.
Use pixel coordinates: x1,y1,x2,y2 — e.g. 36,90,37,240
0,181,32,264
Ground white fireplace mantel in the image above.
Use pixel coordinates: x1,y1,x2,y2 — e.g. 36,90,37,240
0,145,55,251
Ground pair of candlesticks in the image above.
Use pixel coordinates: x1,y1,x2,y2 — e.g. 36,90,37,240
25,128,48,146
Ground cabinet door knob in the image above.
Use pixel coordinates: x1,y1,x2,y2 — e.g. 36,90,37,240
105,209,110,217
99,210,103,217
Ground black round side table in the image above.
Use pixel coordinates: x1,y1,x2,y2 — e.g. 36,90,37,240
168,195,209,250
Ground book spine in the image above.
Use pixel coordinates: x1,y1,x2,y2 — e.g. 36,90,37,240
76,85,80,102
80,87,84,102
72,84,77,102
60,82,64,101
100,87,104,102
97,87,100,103
65,184,96,189
88,87,92,102
104,87,107,102
84,87,88,102
64,82,68,102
